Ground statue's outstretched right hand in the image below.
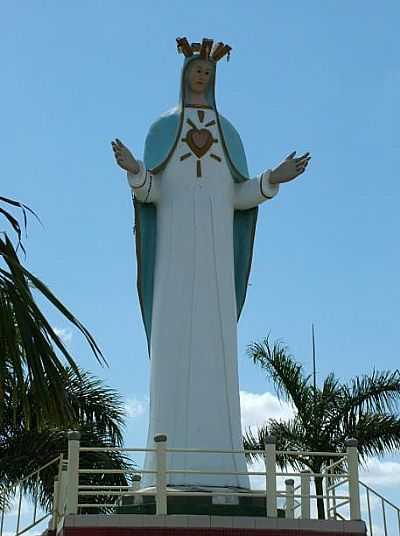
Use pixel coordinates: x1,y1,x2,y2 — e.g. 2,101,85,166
111,139,140,174
269,151,311,184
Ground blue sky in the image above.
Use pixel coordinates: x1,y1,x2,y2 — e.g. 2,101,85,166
1,0,400,522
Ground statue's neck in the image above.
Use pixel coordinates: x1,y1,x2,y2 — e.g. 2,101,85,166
186,91,208,106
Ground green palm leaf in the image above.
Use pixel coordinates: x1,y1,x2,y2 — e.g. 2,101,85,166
0,367,132,512
0,197,105,426
247,337,313,423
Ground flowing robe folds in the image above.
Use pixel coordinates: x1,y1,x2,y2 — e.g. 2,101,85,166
129,107,278,489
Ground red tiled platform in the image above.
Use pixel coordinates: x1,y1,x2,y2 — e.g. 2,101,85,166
59,515,366,536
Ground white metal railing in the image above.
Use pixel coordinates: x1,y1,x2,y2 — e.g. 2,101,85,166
360,481,400,536
52,431,362,523
1,433,398,536
324,451,350,521
0,455,62,536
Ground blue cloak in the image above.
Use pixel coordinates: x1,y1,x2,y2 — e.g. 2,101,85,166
134,56,258,351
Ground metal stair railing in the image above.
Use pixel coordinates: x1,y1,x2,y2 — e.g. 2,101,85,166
360,480,400,536
0,455,62,536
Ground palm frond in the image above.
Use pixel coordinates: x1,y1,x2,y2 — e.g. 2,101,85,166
0,195,39,253
341,413,400,461
345,370,400,416
321,373,341,401
311,374,344,440
0,235,106,425
324,370,400,439
243,425,270,462
0,367,130,512
243,419,312,471
64,368,125,446
247,337,312,421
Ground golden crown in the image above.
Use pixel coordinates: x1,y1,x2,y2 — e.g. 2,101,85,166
176,37,231,62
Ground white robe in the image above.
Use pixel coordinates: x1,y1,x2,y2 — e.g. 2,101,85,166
129,107,278,488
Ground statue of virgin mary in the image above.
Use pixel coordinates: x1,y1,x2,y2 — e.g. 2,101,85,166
112,37,310,490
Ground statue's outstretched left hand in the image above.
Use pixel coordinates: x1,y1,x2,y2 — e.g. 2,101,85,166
269,151,311,184
111,138,140,175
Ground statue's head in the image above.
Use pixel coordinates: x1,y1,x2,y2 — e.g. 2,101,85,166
177,37,231,108
186,59,213,95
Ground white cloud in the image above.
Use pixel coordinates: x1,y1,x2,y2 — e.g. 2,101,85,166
360,458,400,488
240,390,296,495
240,390,294,433
125,398,147,418
52,327,72,343
241,390,296,495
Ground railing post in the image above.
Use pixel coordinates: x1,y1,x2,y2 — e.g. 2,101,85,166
49,477,59,530
345,438,361,520
65,431,80,515
301,470,311,520
132,474,143,505
325,467,331,519
154,434,167,515
264,435,277,518
58,460,68,519
331,473,337,519
285,479,295,519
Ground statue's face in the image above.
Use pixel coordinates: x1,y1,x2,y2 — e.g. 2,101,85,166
187,60,212,95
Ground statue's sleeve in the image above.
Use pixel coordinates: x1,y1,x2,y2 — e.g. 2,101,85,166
234,170,279,210
127,160,160,204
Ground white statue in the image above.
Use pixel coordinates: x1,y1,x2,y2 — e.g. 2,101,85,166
112,37,310,490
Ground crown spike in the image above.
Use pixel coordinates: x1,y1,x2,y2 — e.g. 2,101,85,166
176,37,193,57
211,42,224,61
200,38,214,59
191,42,201,53
211,42,232,62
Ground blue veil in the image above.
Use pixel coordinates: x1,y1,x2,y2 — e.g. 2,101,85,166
134,56,258,352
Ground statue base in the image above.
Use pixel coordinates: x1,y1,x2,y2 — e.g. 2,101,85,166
119,486,283,517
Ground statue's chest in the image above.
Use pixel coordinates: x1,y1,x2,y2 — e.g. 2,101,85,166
174,108,227,179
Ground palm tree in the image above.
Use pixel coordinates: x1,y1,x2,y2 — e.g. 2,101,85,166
1,197,132,513
244,337,400,519
0,367,133,512
0,196,105,426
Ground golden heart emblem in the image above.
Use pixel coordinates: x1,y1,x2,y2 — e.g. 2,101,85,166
186,128,214,158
